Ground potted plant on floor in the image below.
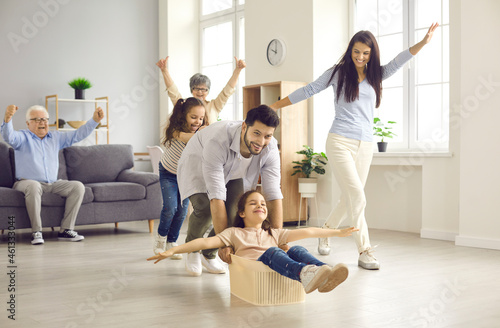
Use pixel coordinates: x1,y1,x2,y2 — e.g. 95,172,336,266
292,145,328,197
373,117,397,152
68,77,92,100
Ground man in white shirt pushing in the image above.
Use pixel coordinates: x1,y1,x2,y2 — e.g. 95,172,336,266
177,105,283,276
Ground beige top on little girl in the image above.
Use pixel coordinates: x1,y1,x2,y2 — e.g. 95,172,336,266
217,227,290,261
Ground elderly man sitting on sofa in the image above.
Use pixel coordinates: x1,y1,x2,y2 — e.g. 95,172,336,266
1,104,104,245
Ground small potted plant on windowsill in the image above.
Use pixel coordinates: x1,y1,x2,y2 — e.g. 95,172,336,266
292,145,328,197
68,77,92,100
373,117,397,152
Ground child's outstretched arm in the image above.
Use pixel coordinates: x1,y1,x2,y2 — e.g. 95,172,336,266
287,227,358,243
147,236,225,264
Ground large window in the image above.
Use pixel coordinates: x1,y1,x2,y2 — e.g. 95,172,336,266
355,0,449,151
200,0,245,121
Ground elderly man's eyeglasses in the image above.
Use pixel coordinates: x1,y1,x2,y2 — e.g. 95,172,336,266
193,87,209,93
29,118,49,123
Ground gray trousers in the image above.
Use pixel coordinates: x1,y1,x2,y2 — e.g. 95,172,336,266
186,179,244,259
13,179,85,232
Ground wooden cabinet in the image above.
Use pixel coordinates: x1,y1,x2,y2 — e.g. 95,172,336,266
243,81,308,223
45,95,109,144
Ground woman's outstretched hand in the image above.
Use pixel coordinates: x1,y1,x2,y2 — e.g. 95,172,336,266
422,22,439,44
410,22,439,55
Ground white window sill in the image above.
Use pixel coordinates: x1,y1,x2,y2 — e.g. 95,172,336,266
372,151,453,166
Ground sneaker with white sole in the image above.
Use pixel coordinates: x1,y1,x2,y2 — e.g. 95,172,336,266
201,255,226,274
31,231,44,245
358,247,380,270
318,237,331,255
153,233,167,255
318,263,349,293
185,252,202,276
58,229,84,242
299,265,331,294
166,242,182,260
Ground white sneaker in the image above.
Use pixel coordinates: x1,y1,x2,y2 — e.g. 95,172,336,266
201,255,226,274
318,264,349,293
318,237,331,255
166,242,182,260
358,247,380,270
31,231,44,245
185,252,202,276
299,265,331,294
153,233,166,255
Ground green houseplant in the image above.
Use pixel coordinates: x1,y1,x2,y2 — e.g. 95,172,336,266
373,117,397,152
292,145,328,198
292,145,328,178
68,77,92,99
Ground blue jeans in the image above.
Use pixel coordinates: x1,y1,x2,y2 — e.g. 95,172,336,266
257,245,326,282
158,163,189,242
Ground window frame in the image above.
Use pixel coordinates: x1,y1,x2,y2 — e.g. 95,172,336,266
199,0,245,121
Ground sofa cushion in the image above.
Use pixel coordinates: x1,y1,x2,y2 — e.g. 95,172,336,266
64,144,134,184
58,150,68,180
0,187,24,206
0,142,15,188
87,182,146,202
117,169,159,187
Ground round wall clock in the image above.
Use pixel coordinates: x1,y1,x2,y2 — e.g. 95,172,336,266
266,38,286,66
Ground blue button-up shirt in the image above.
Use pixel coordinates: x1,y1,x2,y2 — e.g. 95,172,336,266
1,118,99,183
177,120,283,202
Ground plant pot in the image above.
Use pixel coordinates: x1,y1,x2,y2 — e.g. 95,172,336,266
298,178,318,198
57,119,65,128
377,142,388,152
75,89,85,100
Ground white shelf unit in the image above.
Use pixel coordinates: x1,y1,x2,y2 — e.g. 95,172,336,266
45,94,109,144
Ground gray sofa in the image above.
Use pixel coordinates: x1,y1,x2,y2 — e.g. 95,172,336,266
0,142,161,233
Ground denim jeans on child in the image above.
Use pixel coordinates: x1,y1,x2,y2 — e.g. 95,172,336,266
158,163,189,242
257,245,326,281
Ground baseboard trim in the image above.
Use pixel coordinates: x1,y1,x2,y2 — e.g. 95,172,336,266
420,229,457,242
455,235,500,251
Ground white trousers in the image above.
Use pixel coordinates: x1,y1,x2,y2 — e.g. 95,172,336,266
13,179,85,232
323,133,373,253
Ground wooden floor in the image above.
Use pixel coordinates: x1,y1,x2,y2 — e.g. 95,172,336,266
1,220,499,328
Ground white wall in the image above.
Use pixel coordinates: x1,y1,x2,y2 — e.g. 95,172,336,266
455,0,500,249
158,0,199,129
0,0,159,171
366,165,422,233
245,0,314,85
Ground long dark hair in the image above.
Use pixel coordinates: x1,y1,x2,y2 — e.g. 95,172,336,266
329,30,383,108
161,97,206,147
233,190,273,236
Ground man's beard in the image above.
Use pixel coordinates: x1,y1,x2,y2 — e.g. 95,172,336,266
244,129,264,156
